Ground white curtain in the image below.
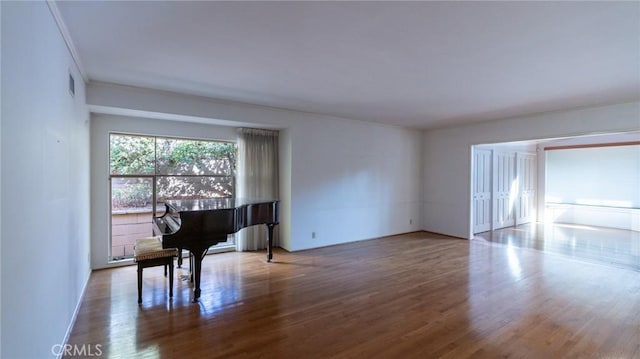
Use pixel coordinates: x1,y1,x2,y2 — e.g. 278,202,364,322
236,128,279,251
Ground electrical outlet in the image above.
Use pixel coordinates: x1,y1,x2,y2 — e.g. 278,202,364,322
312,231,316,239
409,219,413,225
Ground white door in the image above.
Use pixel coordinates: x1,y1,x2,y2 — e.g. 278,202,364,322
493,151,517,229
516,153,536,225
473,149,492,233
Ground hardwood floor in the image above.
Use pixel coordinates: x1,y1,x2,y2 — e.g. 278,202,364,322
65,230,640,358
474,223,640,271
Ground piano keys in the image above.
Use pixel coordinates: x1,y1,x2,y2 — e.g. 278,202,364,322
152,198,279,302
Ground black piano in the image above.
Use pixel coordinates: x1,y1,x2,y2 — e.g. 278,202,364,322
152,198,279,302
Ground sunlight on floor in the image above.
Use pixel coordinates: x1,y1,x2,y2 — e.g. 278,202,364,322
475,223,639,271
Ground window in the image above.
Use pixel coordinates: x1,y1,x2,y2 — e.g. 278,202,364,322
109,134,237,260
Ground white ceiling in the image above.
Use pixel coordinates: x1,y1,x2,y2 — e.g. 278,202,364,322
56,1,640,129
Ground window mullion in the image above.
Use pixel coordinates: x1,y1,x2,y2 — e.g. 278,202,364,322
153,137,158,217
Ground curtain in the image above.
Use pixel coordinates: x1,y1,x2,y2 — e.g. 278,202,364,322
236,128,279,251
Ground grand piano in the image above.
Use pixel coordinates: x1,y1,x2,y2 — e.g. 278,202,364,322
152,198,279,302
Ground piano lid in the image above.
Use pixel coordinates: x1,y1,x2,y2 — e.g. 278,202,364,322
165,198,278,212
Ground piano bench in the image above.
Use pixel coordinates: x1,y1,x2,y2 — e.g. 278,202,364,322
133,236,179,304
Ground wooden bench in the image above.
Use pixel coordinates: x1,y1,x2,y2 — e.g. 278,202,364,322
133,236,179,304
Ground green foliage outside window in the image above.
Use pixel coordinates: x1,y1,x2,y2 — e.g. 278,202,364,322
156,138,236,175
110,135,155,175
110,134,236,210
111,179,153,209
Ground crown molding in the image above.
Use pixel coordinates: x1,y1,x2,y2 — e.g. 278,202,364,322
46,0,88,83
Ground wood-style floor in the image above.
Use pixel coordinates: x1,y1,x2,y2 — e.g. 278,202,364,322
475,222,640,271
66,228,640,358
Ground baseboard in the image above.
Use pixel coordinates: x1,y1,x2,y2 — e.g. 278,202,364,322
57,269,91,359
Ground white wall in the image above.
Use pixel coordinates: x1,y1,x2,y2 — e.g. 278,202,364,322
278,128,292,250
87,82,423,261
423,102,640,239
1,2,90,358
289,116,422,250
540,133,640,231
0,2,3,355
545,204,640,231
546,144,640,208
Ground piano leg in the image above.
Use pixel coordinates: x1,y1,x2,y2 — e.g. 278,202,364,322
266,223,275,262
189,252,194,282
189,247,207,302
